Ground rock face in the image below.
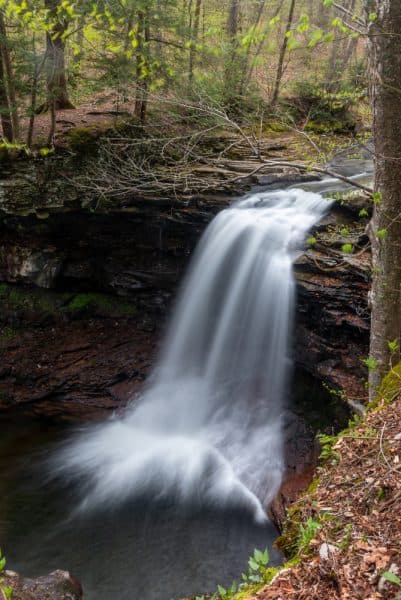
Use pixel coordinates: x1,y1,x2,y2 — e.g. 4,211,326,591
2,569,82,600
0,153,370,416
294,208,370,401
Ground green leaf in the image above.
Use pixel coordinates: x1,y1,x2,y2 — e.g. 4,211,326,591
372,191,382,205
382,571,401,586
254,548,264,563
359,208,368,218
2,587,13,600
388,339,399,353
363,356,377,371
377,228,387,239
341,243,353,254
307,236,317,246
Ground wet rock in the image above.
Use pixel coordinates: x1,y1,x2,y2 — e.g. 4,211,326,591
0,245,63,288
0,153,370,414
2,569,82,600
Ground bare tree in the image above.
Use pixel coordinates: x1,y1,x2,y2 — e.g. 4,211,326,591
270,0,296,108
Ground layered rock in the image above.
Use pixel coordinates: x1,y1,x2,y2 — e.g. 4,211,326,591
0,152,370,417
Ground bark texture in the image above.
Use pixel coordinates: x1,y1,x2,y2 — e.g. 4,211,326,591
367,0,401,397
44,0,74,111
0,10,18,141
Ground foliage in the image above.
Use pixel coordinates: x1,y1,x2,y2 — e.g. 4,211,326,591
291,80,364,132
194,548,273,600
0,0,368,146
0,549,13,600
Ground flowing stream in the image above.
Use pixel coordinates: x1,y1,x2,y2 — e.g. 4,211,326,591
1,185,335,600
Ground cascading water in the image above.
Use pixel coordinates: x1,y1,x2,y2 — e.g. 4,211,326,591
53,188,330,521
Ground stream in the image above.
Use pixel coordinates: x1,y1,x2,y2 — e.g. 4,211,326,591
0,154,373,600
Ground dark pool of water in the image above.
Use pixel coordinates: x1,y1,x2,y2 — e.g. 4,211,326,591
0,417,280,600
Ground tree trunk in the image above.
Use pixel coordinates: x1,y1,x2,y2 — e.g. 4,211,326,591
27,37,47,148
135,10,150,124
0,10,18,140
0,50,13,142
44,0,74,111
270,0,296,108
366,0,401,398
224,0,241,111
188,0,201,87
238,0,265,96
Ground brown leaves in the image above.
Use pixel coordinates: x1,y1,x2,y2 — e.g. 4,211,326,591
251,398,401,600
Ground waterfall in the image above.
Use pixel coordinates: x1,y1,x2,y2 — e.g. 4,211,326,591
52,188,330,521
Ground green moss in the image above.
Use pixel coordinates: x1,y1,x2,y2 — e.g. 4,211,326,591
373,361,401,406
67,126,101,153
66,292,137,316
0,283,136,320
0,325,18,346
304,119,354,134
263,121,290,133
0,142,30,161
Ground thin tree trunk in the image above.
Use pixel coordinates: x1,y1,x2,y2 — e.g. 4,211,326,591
47,98,56,146
135,10,150,123
366,0,401,398
0,10,18,140
238,0,265,96
27,37,46,148
244,0,284,90
224,0,241,110
44,0,74,111
270,0,296,108
0,50,12,141
188,0,201,87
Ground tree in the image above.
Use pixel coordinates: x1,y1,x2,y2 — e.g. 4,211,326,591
188,0,201,87
43,0,74,110
0,22,13,141
366,0,401,397
270,0,296,108
0,8,18,140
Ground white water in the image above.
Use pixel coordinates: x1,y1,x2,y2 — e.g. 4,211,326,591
53,188,330,521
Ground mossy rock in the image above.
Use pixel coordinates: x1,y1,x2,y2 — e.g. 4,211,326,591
304,118,355,134
0,283,136,320
66,292,137,317
376,361,401,404
67,126,101,153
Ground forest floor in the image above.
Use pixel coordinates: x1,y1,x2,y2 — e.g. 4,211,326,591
20,92,133,148
249,393,401,600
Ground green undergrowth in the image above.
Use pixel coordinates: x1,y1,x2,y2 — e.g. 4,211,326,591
371,362,401,407
0,283,136,320
277,363,401,559
0,141,56,161
65,292,137,316
188,550,300,600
